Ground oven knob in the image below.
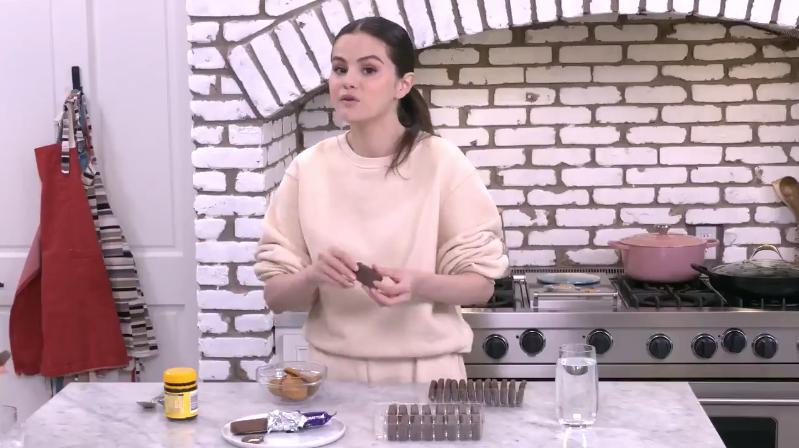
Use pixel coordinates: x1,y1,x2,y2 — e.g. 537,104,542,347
483,334,508,360
692,334,718,359
519,330,545,356
587,329,613,355
721,329,747,354
647,334,672,360
753,334,778,359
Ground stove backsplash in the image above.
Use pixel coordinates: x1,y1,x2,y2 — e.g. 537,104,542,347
187,0,799,381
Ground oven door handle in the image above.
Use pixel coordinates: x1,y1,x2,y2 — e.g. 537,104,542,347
699,398,799,406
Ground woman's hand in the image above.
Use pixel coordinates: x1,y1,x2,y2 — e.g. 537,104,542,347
364,266,417,306
307,247,359,288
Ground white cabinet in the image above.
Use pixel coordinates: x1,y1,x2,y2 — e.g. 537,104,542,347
275,329,310,362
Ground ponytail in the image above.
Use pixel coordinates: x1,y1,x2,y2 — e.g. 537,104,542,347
389,86,433,174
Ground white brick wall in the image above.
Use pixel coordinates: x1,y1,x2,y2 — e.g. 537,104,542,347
187,0,799,379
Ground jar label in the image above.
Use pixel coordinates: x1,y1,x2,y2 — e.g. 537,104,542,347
164,390,199,419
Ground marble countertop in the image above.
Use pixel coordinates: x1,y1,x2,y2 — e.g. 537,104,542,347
20,381,724,448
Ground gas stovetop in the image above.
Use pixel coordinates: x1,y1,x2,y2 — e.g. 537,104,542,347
462,268,799,380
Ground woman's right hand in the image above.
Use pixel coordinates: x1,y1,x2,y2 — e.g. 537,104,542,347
307,247,359,288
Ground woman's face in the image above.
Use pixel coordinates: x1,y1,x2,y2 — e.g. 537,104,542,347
329,32,411,124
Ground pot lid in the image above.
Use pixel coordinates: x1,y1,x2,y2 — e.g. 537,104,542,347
713,259,799,278
620,226,707,248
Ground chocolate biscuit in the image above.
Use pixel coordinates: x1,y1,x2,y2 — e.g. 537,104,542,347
355,262,383,287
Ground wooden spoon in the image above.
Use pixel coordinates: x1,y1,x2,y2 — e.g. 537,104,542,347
772,176,799,262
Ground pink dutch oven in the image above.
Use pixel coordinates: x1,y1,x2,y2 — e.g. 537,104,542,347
608,226,720,283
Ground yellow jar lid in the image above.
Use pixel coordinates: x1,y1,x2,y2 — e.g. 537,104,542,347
164,367,197,384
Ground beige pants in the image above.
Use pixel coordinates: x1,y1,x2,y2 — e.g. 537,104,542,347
308,345,466,384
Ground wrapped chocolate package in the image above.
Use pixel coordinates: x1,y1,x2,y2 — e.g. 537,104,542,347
230,410,336,435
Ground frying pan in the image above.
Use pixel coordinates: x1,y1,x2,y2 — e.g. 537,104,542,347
691,244,799,299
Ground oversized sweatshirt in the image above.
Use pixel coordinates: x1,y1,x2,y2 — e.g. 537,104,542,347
254,133,509,359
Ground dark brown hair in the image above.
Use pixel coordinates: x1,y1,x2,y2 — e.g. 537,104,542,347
333,17,434,173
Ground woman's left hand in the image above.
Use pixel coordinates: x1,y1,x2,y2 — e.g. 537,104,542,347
363,266,417,306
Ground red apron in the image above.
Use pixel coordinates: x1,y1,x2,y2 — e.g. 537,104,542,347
9,96,128,378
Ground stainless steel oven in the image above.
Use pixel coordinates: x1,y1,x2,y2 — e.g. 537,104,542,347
691,382,799,448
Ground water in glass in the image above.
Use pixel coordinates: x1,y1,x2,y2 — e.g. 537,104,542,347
0,406,23,447
556,344,598,428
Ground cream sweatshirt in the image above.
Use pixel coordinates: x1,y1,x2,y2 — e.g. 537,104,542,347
254,133,509,359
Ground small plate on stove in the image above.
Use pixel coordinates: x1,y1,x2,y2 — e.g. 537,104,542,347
536,273,601,285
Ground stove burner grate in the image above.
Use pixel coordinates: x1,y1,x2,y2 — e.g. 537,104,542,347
615,276,725,309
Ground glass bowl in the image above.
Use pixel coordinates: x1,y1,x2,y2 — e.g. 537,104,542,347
256,361,327,404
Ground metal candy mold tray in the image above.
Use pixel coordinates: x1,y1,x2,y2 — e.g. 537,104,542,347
373,402,484,442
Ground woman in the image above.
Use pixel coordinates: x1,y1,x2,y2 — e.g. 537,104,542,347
254,16,509,384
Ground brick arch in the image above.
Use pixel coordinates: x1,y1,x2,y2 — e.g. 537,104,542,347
222,0,799,120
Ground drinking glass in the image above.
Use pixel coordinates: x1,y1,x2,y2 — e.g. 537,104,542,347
556,344,598,428
0,405,23,447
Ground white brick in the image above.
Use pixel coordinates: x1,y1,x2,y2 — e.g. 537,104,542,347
627,126,686,144
298,111,330,128
490,190,526,206
467,108,526,126
197,265,229,286
621,208,682,225
725,187,781,204
726,147,788,164
596,106,657,124
662,64,724,81
419,48,480,65
763,45,799,58
668,23,727,40
459,28,511,44
295,10,332,78
561,126,620,144
348,0,376,19
239,360,268,381
659,146,722,165
459,68,524,85
195,195,266,217
465,148,525,168
560,45,622,63
561,168,623,186
724,227,782,246
188,47,225,69
727,105,786,123
692,125,752,144
530,107,591,124
628,44,688,61
595,24,658,41
566,249,619,265
265,0,314,15
625,86,687,104
187,22,219,43
198,290,262,312
531,148,590,166
196,218,226,240
303,93,329,110
755,206,796,224
730,62,791,80
430,89,488,107
189,75,215,95
592,65,658,83
560,87,621,105
658,187,720,204
662,105,721,123
199,313,228,334
686,208,750,224
505,230,524,248
594,228,648,246
403,0,435,48
187,0,259,16
223,20,275,42
229,125,264,145
477,170,491,186
730,25,776,39
526,26,588,43
428,0,457,41
528,229,590,245
495,128,556,146
556,209,616,226
494,88,556,105
489,47,552,65
192,147,264,169
793,105,799,119
234,313,274,332
199,336,272,358
509,0,533,26
199,360,231,381
527,189,589,206
194,171,226,192
692,84,753,103
526,66,592,83
436,128,489,146
235,171,265,193
691,167,753,183
273,22,320,92
596,147,657,165
234,218,263,239
191,100,255,121
413,69,454,86
229,47,280,116
508,250,556,266
722,246,748,263
502,209,548,226
759,126,799,143
192,126,224,145
237,266,264,286
498,169,557,186
430,108,460,126
250,34,300,104
627,167,688,185
593,188,655,205
197,241,257,263
694,43,756,60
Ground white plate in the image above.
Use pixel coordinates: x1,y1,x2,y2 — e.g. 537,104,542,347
221,414,346,448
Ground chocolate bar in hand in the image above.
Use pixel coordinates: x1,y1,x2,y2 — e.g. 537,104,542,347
355,262,383,288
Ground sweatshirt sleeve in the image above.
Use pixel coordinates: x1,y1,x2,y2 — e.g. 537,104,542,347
254,170,312,281
436,171,510,279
